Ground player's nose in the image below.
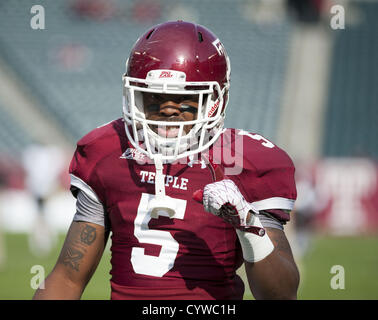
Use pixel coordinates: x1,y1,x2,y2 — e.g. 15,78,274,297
159,102,181,117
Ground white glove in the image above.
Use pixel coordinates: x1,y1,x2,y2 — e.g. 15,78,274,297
203,179,262,233
202,179,274,262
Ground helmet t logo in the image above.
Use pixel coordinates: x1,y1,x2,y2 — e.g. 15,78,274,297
212,39,225,56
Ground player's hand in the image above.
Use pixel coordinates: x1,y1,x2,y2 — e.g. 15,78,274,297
194,179,265,236
192,156,274,262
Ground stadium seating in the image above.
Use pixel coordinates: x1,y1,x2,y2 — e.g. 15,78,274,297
0,0,292,147
323,1,378,158
0,102,33,154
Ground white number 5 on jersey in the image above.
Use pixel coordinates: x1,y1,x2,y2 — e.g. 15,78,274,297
131,193,187,277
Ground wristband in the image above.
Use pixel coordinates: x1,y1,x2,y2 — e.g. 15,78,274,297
236,217,274,262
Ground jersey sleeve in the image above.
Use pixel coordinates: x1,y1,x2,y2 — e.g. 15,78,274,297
69,123,117,205
73,189,110,230
69,126,115,231
234,130,297,223
69,142,102,198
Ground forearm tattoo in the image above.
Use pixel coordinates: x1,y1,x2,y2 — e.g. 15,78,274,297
80,224,97,245
60,223,97,272
266,227,295,260
62,246,84,271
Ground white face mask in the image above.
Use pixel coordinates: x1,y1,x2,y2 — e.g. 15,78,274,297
122,69,228,162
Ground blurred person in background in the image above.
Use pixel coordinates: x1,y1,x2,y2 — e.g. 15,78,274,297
0,154,26,269
22,143,66,256
33,21,299,300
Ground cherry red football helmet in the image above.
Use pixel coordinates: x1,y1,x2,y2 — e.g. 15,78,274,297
122,20,231,161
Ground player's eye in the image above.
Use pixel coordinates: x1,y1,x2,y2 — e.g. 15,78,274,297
179,104,197,114
145,104,160,113
144,93,163,102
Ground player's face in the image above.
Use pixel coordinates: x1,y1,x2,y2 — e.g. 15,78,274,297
142,92,198,138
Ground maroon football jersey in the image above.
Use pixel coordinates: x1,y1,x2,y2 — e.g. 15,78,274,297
69,118,296,300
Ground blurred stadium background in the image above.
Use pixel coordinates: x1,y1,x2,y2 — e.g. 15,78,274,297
0,0,377,300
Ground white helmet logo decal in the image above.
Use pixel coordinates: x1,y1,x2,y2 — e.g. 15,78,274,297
212,39,225,56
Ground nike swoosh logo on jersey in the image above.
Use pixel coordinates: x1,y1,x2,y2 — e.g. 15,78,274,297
120,148,146,161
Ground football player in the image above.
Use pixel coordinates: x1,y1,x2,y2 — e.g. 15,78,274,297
33,21,299,300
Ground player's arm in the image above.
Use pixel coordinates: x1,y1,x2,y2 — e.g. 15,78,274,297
233,207,299,299
197,179,299,300
33,221,108,300
243,227,299,300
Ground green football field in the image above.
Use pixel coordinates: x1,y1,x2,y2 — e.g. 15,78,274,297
0,233,377,300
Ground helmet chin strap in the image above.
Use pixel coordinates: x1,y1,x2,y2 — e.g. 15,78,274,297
148,154,177,218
